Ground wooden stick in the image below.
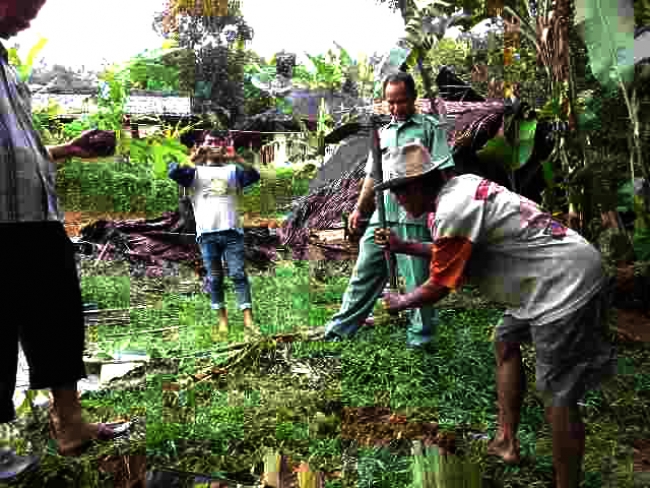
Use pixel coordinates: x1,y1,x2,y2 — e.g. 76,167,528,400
104,325,188,337
95,242,112,265
83,306,148,314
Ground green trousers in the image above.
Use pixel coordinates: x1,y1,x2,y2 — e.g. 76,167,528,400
324,220,438,347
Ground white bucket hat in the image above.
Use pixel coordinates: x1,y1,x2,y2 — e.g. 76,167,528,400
373,141,454,192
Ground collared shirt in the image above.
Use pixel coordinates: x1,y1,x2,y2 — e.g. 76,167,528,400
0,41,62,223
364,112,453,225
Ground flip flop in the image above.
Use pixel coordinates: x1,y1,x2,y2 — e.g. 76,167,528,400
49,418,135,457
0,448,40,481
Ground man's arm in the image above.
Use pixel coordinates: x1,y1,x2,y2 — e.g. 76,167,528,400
397,279,450,310
169,161,197,188
397,241,433,259
47,144,74,163
355,176,377,215
235,156,261,188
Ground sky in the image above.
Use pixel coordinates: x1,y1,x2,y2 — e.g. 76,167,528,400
10,0,406,72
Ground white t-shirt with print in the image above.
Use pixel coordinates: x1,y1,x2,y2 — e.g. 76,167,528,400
427,174,606,325
190,164,244,237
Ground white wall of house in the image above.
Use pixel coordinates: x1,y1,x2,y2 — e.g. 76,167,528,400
273,133,288,167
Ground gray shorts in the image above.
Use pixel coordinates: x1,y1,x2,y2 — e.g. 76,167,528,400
495,288,618,407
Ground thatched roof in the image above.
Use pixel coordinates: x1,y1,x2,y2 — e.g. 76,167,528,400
309,133,370,191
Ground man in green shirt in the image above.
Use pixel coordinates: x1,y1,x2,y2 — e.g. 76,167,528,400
323,72,454,349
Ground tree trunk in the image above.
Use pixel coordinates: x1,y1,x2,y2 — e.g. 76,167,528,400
418,55,435,99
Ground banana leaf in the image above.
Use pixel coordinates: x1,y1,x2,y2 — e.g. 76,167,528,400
152,145,168,179
617,180,635,214
18,37,48,83
581,0,635,89
543,160,555,187
333,42,353,67
477,120,537,171
14,390,49,418
373,41,412,98
515,120,537,168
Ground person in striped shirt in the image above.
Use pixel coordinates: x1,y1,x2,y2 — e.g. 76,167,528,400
0,0,131,479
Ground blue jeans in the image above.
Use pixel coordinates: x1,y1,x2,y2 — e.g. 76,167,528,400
198,230,252,311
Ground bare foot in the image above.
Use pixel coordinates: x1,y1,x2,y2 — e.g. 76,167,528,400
55,422,107,456
212,325,228,342
487,437,521,464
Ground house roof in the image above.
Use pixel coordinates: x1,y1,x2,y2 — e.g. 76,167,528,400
30,92,193,117
286,89,365,123
235,89,366,133
235,108,317,132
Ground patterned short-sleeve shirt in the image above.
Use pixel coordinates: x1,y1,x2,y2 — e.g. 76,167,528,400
0,41,61,223
428,174,606,325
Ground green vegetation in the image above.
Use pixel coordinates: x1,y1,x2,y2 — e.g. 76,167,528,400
5,258,648,487
55,160,311,216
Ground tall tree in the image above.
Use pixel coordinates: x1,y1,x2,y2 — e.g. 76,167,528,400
152,0,254,127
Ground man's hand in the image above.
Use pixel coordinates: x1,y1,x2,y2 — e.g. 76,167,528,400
68,129,116,159
348,208,367,235
382,291,405,313
190,144,210,163
374,228,404,252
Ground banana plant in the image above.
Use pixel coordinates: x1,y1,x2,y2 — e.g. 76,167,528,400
6,37,48,83
129,117,201,179
32,99,67,146
392,0,469,99
299,52,344,91
580,0,647,185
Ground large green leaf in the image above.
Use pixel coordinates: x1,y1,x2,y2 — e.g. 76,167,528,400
152,145,167,179
478,136,514,169
17,37,48,83
333,42,352,67
515,120,537,168
477,121,537,172
581,0,635,89
542,160,555,187
617,180,635,213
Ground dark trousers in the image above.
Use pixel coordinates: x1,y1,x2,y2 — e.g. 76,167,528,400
0,222,87,423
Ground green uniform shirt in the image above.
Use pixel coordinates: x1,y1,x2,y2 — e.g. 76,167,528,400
364,113,453,225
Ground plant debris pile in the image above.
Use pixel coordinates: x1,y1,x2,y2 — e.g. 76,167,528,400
279,157,366,260
77,211,279,278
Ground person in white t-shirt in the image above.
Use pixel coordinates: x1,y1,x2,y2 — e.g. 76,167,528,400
169,130,260,340
373,141,616,488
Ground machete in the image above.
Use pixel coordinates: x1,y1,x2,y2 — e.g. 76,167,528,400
370,114,399,311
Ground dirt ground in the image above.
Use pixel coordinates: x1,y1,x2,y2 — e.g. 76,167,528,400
616,308,650,343
64,211,284,238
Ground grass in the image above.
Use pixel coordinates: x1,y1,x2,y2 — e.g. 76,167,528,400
3,259,650,488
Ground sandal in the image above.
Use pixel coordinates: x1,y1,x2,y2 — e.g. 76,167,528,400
0,447,39,480
48,405,134,456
